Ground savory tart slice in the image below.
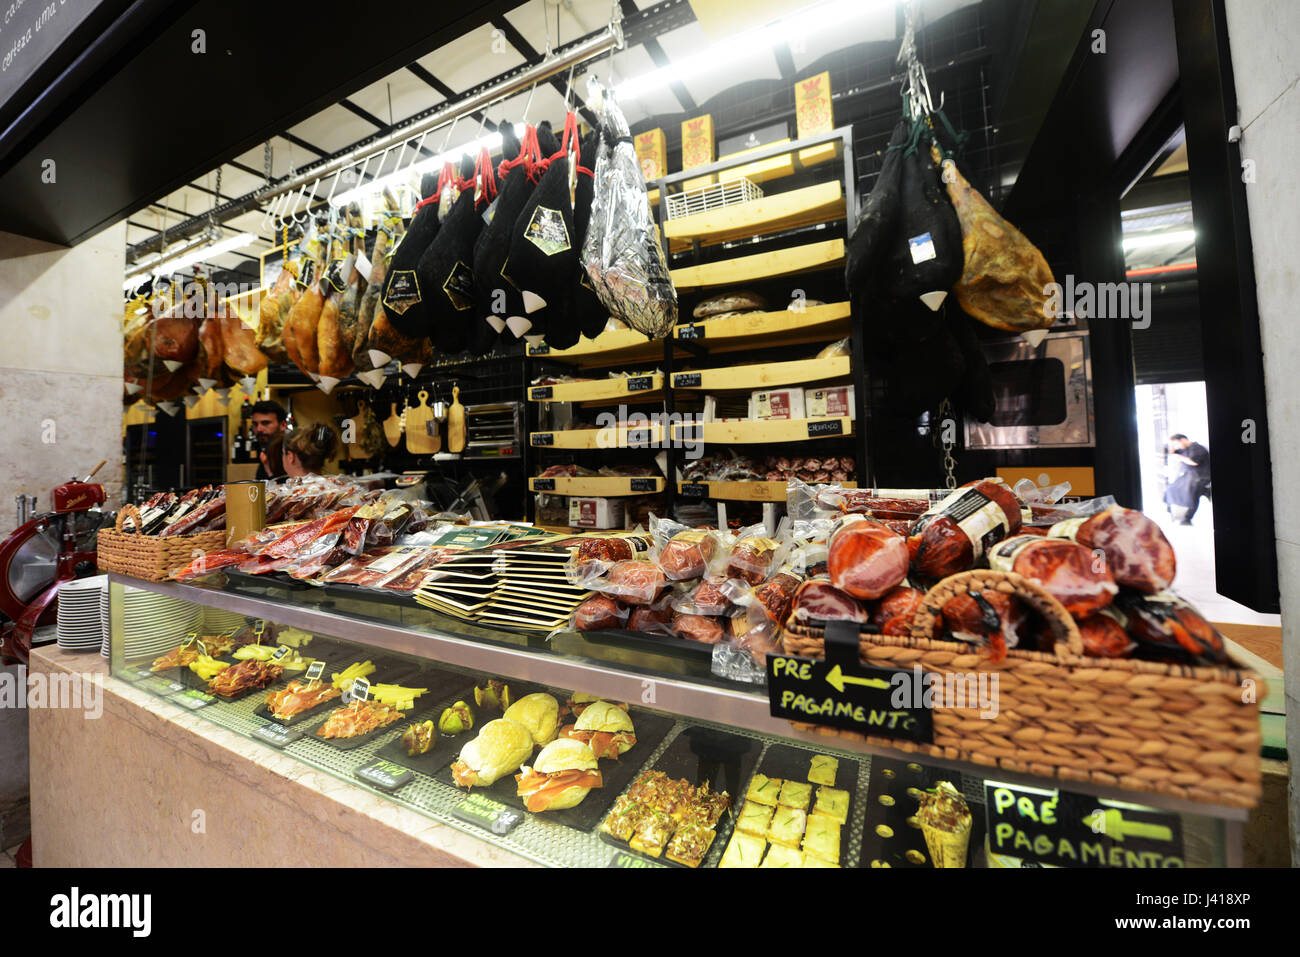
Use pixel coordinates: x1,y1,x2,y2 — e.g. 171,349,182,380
802,853,840,868
718,832,766,869
736,800,774,838
665,824,716,868
760,844,804,868
766,806,807,848
601,799,647,843
802,814,841,864
746,773,783,807
813,786,850,825
808,754,838,786
629,807,674,858
778,780,812,811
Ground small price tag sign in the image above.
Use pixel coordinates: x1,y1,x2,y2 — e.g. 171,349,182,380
983,782,1185,868
252,619,266,642
195,639,208,656
181,633,198,649
533,478,556,491
673,372,701,388
608,851,665,868
346,677,370,702
680,482,708,501
676,323,705,341
626,375,654,392
532,433,554,447
271,645,290,662
304,660,326,683
531,386,553,400
806,418,844,438
355,758,414,792
253,723,303,748
452,794,524,835
629,478,656,492
527,343,550,355
171,689,216,710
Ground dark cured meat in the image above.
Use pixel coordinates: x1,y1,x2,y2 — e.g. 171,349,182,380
575,537,635,566
628,600,674,634
1054,505,1176,594
828,516,908,599
415,154,484,355
751,572,802,624
262,507,360,558
671,614,725,644
569,131,608,340
909,479,1022,580
606,561,667,605
885,135,963,306
158,493,226,536
871,585,924,636
1115,593,1229,667
575,595,626,631
845,119,906,296
789,579,868,624
987,535,1117,618
658,531,715,581
1077,611,1134,659
941,589,1028,663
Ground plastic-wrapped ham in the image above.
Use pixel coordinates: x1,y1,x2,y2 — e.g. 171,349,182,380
1112,592,1229,666
1050,505,1175,594
871,584,925,636
987,535,1117,617
574,595,628,631
941,589,1029,663
789,579,868,625
909,479,1023,580
828,514,908,599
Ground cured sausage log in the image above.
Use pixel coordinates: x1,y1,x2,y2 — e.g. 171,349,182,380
575,536,645,566
628,598,674,634
658,529,716,581
828,515,908,599
987,535,1117,617
574,595,626,631
751,571,802,624
725,536,779,585
1050,505,1175,594
871,584,925,636
1076,610,1134,659
1113,592,1229,666
941,589,1029,663
671,578,731,617
909,479,1023,580
788,579,868,625
671,614,725,644
605,561,667,605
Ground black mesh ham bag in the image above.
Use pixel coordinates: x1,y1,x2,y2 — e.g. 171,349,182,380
380,164,452,337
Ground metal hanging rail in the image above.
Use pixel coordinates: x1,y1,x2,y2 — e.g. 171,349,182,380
125,22,623,267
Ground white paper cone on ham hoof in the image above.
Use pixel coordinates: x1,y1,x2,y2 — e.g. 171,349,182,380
401,362,423,379
157,401,179,415
356,368,387,389
1020,328,1049,349
485,314,507,333
920,290,948,311
239,375,257,393
161,360,184,372
215,388,231,402
124,382,143,396
368,349,392,368
197,377,217,392
308,372,321,383
524,334,546,345
317,376,340,395
505,315,532,338
522,290,547,314
183,395,199,409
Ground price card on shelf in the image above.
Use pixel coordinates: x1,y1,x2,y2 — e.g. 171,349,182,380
608,851,666,869
452,794,524,835
676,323,706,341
346,677,370,703
531,386,553,400
765,620,932,743
673,372,701,388
680,483,708,501
533,478,556,491
806,419,844,438
252,619,266,642
626,375,654,392
304,660,326,684
271,645,290,662
253,723,303,748
355,759,414,792
532,433,554,447
180,633,198,649
171,689,216,710
983,782,1185,868
629,478,657,492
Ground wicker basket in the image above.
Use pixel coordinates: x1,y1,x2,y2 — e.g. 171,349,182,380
96,504,226,583
781,569,1263,809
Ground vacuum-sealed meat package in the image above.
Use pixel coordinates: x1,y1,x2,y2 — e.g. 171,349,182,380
1050,505,1175,594
573,595,629,631
827,514,909,599
987,534,1118,618
909,479,1023,579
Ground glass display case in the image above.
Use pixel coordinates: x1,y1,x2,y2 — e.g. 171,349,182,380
105,572,1242,868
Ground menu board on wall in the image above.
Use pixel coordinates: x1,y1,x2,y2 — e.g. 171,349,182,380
0,0,110,116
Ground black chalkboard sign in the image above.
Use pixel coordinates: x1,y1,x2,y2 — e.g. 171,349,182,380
807,418,844,438
766,620,932,743
531,386,553,400
533,478,556,491
627,375,654,392
356,758,414,792
679,482,708,500
452,794,525,835
532,433,554,446
629,478,656,492
676,324,705,341
674,372,701,388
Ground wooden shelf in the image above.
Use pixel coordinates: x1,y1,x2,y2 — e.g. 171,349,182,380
530,476,665,496
671,354,851,391
672,301,850,354
530,424,664,449
669,416,853,445
529,373,664,403
678,479,858,502
662,141,840,190
526,326,673,369
670,238,845,291
665,181,845,252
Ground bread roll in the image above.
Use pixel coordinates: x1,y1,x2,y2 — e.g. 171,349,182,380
503,692,560,747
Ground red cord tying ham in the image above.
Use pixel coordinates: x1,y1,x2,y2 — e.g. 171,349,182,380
788,579,869,624
828,515,908,599
908,479,1022,580
987,534,1118,617
941,589,1029,663
1050,505,1175,594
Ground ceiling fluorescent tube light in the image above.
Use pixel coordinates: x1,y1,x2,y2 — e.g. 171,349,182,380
123,232,258,285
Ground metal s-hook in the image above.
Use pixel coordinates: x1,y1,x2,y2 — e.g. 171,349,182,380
521,80,538,126
562,62,577,113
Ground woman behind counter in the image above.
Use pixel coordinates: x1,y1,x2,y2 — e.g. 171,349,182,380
281,424,339,477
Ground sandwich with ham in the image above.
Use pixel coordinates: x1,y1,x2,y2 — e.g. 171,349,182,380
515,738,603,812
450,719,534,788
559,700,636,759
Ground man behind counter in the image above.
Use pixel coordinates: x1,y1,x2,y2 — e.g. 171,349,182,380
249,400,288,480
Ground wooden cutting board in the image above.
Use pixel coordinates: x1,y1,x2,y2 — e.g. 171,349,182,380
405,389,440,454
447,384,466,453
382,401,403,447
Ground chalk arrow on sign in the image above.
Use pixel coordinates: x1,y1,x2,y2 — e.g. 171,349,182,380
825,664,891,693
1082,808,1173,843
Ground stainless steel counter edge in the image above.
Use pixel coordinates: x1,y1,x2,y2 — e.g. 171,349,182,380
105,573,1251,823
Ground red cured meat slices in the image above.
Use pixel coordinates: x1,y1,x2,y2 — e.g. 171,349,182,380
789,580,868,624
1056,506,1176,594
988,535,1118,618
828,515,908,599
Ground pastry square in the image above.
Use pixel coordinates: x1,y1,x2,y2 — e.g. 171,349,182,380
802,853,840,868
602,801,647,842
778,780,812,811
766,805,807,848
736,800,774,838
803,814,841,863
629,807,673,858
665,824,716,868
747,773,783,807
813,786,850,825
718,832,766,868
808,754,838,786
654,778,693,818
760,844,804,868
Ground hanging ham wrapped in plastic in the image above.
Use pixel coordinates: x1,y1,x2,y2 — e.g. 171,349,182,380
348,191,403,387
987,535,1118,618
1049,505,1176,594
845,118,906,297
909,479,1023,580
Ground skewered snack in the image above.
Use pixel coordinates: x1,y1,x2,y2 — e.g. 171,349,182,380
315,699,404,739
207,660,284,697
264,679,340,720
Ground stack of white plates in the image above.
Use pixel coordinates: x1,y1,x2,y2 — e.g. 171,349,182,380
202,606,247,634
118,589,202,662
56,577,108,652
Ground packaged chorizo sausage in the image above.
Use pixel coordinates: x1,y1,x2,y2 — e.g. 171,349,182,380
940,588,1029,663
572,594,629,631
573,532,652,567
828,514,909,599
722,523,786,585
649,515,724,581
572,558,666,605
1049,505,1176,594
671,577,734,617
909,478,1023,580
1111,592,1229,666
987,534,1118,618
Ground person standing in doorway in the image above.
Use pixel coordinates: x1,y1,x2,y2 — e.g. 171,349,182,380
1164,433,1211,525
249,400,288,480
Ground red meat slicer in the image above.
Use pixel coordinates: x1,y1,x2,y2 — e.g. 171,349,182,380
0,461,111,665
